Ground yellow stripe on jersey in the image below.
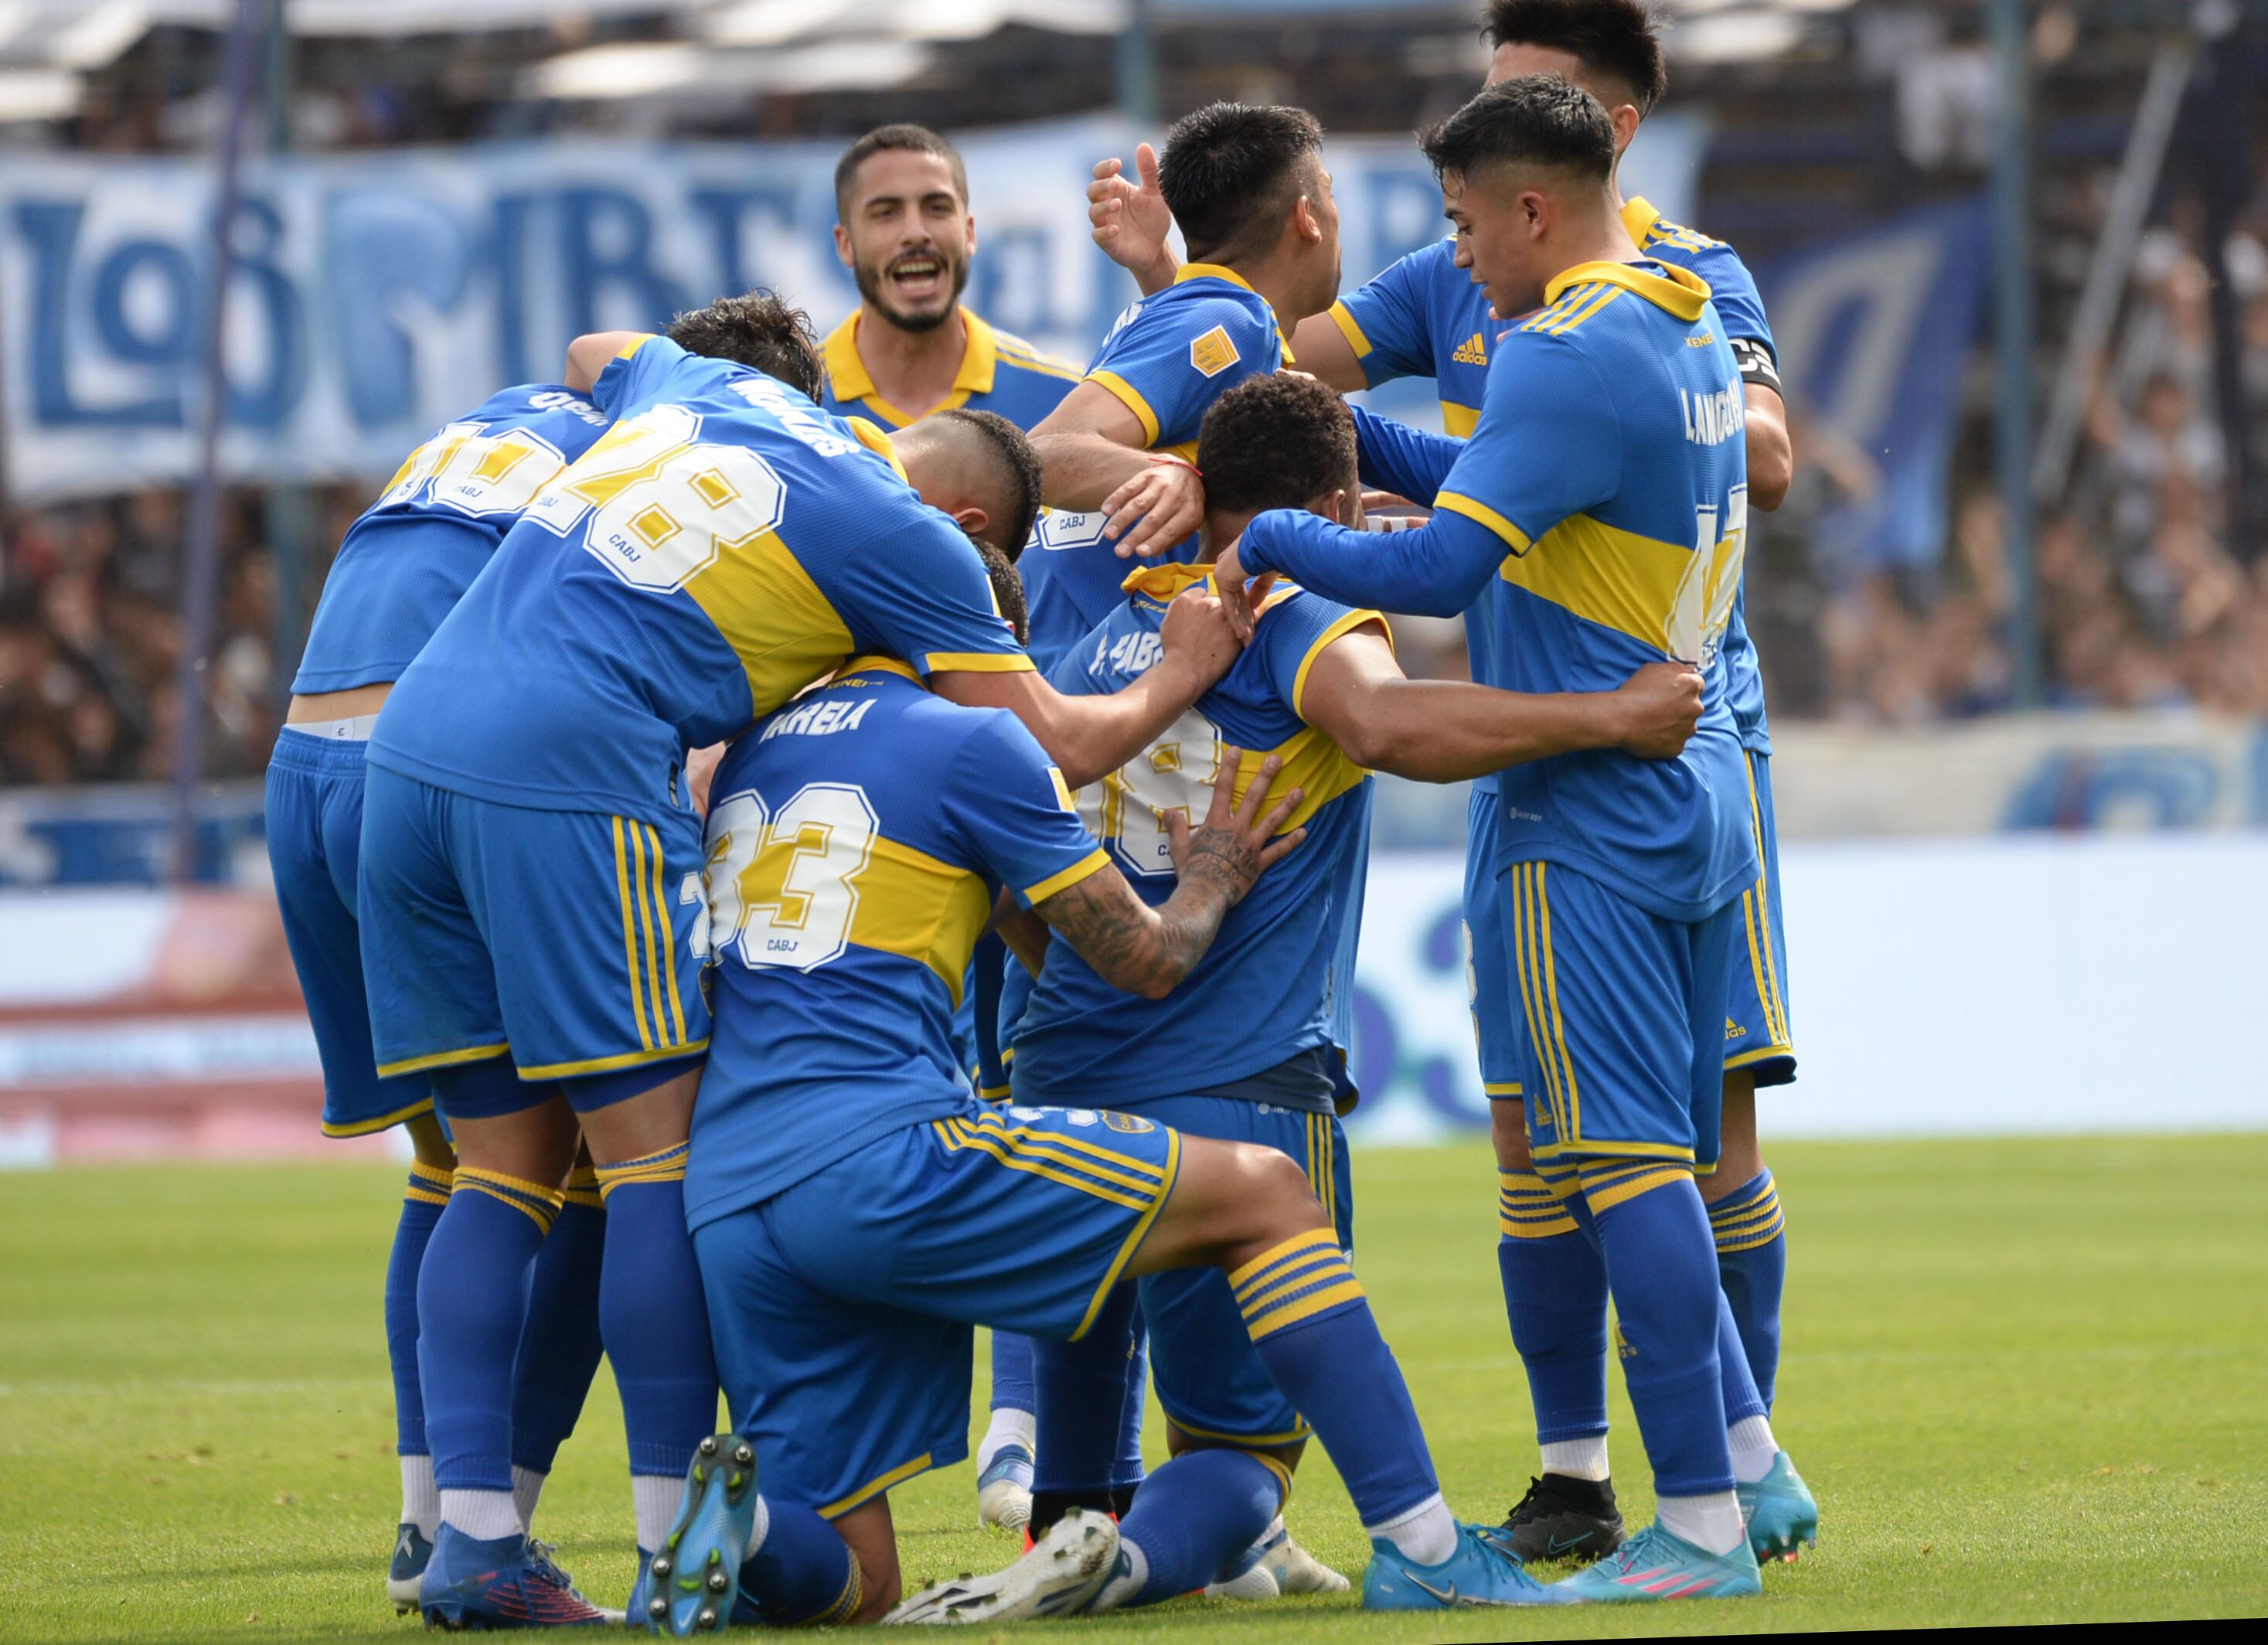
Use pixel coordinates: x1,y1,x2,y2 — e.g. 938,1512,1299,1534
1440,401,1481,438
1290,608,1391,721
1024,848,1110,905
645,822,690,1047
1435,490,1533,554
737,827,993,1005
1532,865,1583,1143
684,530,856,721
628,821,671,1053
1086,370,1163,447
1496,511,1708,656
614,816,657,1052
1326,299,1374,360
1231,726,1368,836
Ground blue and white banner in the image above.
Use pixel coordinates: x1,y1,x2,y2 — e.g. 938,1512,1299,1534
1754,196,1991,574
2,113,1701,499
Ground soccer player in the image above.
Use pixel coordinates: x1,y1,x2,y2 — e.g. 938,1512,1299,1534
1091,0,1808,1563
356,295,1238,1628
266,378,625,1611
654,562,1568,1636
1022,100,1342,663
818,121,1086,1533
1216,76,1776,1602
1009,370,1704,1609
821,123,1083,431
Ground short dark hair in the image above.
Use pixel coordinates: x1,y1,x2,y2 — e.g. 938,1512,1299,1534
1421,76,1616,189
934,407,1044,560
1195,373,1357,516
972,539,1030,646
1157,102,1325,264
1482,0,1669,115
833,123,969,218
666,291,822,400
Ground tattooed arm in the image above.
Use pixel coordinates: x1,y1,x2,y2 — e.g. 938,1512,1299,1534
1031,752,1306,999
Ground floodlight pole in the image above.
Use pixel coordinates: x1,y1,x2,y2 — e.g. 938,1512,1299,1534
1118,0,1159,126
1989,0,2040,709
166,0,266,884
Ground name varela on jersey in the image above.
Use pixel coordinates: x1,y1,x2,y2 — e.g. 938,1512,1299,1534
758,695,878,743
1683,379,1745,448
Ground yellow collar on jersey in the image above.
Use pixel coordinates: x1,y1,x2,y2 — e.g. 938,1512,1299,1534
1620,196,1664,247
822,306,1002,418
1543,257,1710,321
841,416,909,482
836,654,925,687
1119,558,1302,619
1173,262,1297,363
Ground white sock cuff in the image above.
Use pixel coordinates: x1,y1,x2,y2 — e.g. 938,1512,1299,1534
976,1407,1037,1473
1365,1492,1457,1567
440,1487,523,1543
1728,1415,1778,1483
400,1456,440,1539
1539,1436,1611,1482
632,1473,686,1558
510,1464,546,1535
1655,1490,1747,1557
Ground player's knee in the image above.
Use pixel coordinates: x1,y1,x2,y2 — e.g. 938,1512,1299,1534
1225,1142,1329,1246
1490,1102,1533,1172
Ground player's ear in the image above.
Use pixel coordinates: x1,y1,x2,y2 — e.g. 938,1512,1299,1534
1609,103,1641,155
833,222,854,268
1523,189,1550,240
949,503,992,542
1292,192,1321,247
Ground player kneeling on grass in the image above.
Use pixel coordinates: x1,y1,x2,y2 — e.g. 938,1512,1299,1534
648,561,1567,1633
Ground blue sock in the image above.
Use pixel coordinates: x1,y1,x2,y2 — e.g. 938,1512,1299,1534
419,1167,560,1493
1233,1228,1441,1526
594,1148,716,1524
989,1331,1034,1416
1708,1170,1786,1410
1109,1307,1148,1497
738,1496,862,1626
509,1181,607,1479
1032,1282,1140,1508
387,1162,453,1461
1579,1163,1733,1498
1717,1288,1768,1428
1495,1168,1611,1451
1111,1449,1284,1606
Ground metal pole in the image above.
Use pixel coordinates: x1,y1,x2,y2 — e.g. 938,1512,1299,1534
2031,42,2193,502
1990,0,2039,709
1117,0,1158,127
263,0,313,717
167,0,265,884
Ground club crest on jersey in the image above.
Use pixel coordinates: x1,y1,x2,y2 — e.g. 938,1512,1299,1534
1102,1111,1157,1133
1189,325,1241,378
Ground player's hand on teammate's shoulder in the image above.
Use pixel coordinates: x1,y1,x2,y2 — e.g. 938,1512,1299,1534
1611,661,1705,759
1088,142,1177,292
1156,584,1244,687
1165,749,1306,904
1100,453,1206,560
1208,540,1274,645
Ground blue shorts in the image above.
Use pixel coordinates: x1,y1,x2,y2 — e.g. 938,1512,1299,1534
1725,751,1796,1088
693,1103,1180,1517
1500,860,1739,1174
358,767,709,1109
265,730,434,1137
1120,1095,1352,1448
1464,786,1524,1101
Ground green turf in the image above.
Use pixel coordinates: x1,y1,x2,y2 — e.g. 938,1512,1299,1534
2,1135,2263,1640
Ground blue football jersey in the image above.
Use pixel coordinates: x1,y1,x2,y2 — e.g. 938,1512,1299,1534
1007,564,1379,1110
1020,264,1291,672
819,307,1081,431
292,385,610,693
1331,200,1776,754
369,335,1031,826
1240,259,1759,923
685,659,1108,1228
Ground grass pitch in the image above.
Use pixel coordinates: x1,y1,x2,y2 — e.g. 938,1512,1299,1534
2,1135,2263,1640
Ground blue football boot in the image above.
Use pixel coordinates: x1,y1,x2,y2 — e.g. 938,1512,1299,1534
387,1522,433,1614
621,1550,653,1630
1740,1451,1819,1562
419,1524,610,1629
1550,1522,1762,1602
644,1433,761,1635
1361,1522,1572,1609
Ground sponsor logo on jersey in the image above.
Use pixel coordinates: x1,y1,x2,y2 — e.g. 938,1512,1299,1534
1725,1016,1748,1039
1450,331,1489,366
1189,325,1241,378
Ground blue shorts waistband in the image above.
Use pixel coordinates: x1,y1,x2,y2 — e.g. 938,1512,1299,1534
270,726,373,776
